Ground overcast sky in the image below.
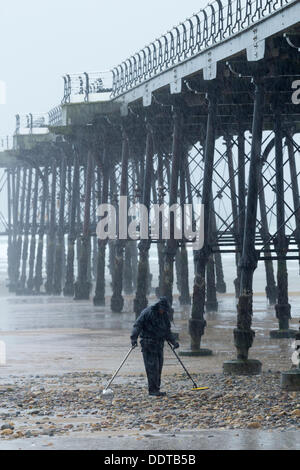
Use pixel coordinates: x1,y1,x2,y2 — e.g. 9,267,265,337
0,0,207,137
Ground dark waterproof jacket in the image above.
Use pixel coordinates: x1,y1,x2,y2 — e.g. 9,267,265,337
130,304,177,351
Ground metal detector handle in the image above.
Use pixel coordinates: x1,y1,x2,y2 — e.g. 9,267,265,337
104,345,137,391
167,341,198,389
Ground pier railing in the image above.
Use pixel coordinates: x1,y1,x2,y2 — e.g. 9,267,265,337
111,0,295,97
0,136,13,151
15,113,49,135
48,106,63,127
61,71,112,104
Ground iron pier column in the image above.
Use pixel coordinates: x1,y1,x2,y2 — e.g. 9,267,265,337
134,123,154,317
53,153,67,295
270,110,296,338
34,167,48,294
6,169,13,287
111,129,129,313
9,167,20,292
74,148,94,300
286,132,300,273
225,135,239,298
223,80,264,375
182,94,217,357
64,150,79,296
45,158,57,294
258,170,277,305
20,167,33,292
235,123,246,297
15,168,27,292
161,108,183,313
27,169,39,292
178,155,191,306
206,197,218,312
93,146,110,306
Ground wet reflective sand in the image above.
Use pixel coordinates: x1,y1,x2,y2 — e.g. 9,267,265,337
0,292,299,377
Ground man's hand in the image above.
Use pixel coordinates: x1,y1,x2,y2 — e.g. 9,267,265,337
131,340,138,348
173,342,180,350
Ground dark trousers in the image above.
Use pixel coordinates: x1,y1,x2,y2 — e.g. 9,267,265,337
142,348,164,394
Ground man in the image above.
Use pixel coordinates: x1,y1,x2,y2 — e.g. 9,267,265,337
130,297,179,397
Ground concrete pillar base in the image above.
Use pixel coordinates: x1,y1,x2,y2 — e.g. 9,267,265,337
206,301,218,312
223,359,262,375
93,297,105,307
111,295,124,313
216,282,226,294
270,329,298,339
280,369,300,391
179,296,191,306
179,348,213,357
74,281,91,301
63,284,74,297
15,288,34,296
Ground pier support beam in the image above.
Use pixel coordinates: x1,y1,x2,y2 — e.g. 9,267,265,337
27,169,39,292
181,94,217,357
111,130,129,313
45,158,57,294
6,169,13,289
286,132,300,273
134,123,154,317
161,108,182,313
270,109,296,338
212,210,226,294
206,200,218,312
178,156,191,306
155,150,166,298
226,135,239,298
234,124,246,297
34,168,48,294
53,153,67,295
258,169,277,305
74,148,93,300
64,150,79,296
9,168,20,292
15,168,27,291
223,80,264,375
19,168,33,292
93,146,110,306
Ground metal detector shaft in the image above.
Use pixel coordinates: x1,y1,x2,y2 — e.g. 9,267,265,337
167,342,198,389
104,345,136,392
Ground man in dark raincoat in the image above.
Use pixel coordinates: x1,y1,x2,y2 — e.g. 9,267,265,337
130,297,179,396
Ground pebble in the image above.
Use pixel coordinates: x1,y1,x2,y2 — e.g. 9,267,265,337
0,371,298,440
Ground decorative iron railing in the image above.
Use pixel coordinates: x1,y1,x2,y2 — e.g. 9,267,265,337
61,71,112,104
111,0,295,97
48,106,63,127
15,113,49,134
0,135,13,151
